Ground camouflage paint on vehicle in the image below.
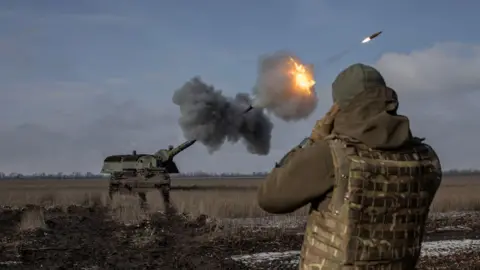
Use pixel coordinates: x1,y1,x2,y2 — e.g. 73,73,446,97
101,155,128,174
100,140,196,208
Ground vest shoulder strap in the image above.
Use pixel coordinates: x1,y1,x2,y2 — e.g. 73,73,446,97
325,135,358,214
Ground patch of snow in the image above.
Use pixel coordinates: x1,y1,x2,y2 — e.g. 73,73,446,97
435,226,473,232
231,250,299,263
231,251,299,266
421,239,480,256
429,211,479,219
231,239,480,266
0,261,22,265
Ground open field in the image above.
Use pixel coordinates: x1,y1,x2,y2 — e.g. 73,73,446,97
1,175,479,216
0,175,479,269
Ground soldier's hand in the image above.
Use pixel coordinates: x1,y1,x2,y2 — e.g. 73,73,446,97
310,103,340,141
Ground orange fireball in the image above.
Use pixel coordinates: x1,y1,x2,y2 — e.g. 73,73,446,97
289,58,315,95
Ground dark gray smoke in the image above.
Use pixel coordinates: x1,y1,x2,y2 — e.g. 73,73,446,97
253,51,318,121
172,77,273,155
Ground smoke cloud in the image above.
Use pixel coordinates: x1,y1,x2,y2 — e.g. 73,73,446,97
252,51,318,121
172,77,273,155
173,51,318,155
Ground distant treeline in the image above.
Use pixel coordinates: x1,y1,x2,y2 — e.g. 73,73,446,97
0,170,478,179
0,171,268,179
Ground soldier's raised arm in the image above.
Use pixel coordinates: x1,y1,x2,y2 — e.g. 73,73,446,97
257,140,334,214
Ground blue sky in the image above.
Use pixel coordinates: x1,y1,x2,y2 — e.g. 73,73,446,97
2,0,477,92
0,1,479,173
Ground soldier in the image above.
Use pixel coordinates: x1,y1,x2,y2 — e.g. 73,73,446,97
257,63,442,269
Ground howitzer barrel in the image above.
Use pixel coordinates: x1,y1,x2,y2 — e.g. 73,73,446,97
164,139,197,159
175,139,196,153
243,105,253,113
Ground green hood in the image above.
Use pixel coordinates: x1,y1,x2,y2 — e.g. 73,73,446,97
331,63,412,149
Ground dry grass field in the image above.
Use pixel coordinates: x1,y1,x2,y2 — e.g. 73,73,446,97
0,175,479,217
0,175,479,269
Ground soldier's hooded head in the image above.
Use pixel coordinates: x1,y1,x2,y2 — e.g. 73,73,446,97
332,63,393,109
329,63,412,149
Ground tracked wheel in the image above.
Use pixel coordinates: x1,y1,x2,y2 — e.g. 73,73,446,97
138,192,148,209
158,184,171,206
108,175,120,200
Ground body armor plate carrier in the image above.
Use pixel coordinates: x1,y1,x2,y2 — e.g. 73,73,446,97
300,134,442,270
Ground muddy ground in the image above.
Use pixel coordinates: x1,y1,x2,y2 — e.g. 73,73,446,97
0,205,479,270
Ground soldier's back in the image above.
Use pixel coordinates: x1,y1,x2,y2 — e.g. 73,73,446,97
300,136,442,269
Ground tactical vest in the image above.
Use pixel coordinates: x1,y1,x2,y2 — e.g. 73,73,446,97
299,134,442,270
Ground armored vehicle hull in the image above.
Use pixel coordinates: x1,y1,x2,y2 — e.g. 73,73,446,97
101,140,196,209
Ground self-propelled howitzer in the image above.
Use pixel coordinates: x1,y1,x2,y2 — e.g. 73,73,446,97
101,139,196,208
152,139,196,173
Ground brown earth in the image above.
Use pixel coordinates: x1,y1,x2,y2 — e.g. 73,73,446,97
0,175,479,269
0,205,479,270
